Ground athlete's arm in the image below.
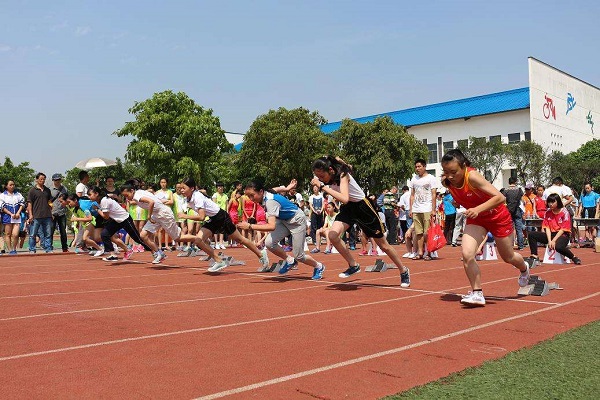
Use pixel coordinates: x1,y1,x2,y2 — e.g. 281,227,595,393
464,170,506,218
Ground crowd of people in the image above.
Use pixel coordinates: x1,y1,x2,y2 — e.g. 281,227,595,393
1,151,598,307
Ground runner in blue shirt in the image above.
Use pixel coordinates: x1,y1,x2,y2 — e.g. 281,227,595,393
240,179,326,280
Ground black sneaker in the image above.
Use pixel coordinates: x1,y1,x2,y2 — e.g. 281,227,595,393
572,257,582,265
338,264,360,278
400,268,411,288
102,255,119,262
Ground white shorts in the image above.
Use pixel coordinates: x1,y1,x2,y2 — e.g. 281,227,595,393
142,207,181,240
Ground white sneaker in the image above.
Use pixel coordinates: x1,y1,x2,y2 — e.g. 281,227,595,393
152,251,167,264
259,249,269,270
518,264,530,287
460,291,486,306
207,259,229,272
402,252,411,258
93,249,105,257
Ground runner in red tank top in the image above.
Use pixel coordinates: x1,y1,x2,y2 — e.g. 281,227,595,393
441,149,532,306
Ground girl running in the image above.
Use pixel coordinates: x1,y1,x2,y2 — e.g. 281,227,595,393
177,178,269,272
310,156,410,287
440,149,531,306
240,180,326,280
89,187,150,262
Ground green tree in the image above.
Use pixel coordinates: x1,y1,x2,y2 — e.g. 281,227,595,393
504,140,549,186
114,90,232,185
458,136,506,182
332,116,428,194
0,157,35,192
548,139,600,191
234,107,333,187
63,158,150,193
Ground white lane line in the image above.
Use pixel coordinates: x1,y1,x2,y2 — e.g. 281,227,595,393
4,261,584,320
193,292,600,400
0,268,561,321
0,276,258,300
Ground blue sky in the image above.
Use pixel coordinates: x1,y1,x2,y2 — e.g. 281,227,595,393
1,0,599,176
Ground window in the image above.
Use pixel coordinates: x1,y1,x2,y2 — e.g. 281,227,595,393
508,133,520,144
457,139,468,149
510,169,518,181
524,131,531,141
443,141,454,154
427,169,436,177
427,143,438,164
489,135,502,143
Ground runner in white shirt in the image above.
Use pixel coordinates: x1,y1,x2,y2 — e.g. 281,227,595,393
93,188,151,262
87,186,131,261
311,156,410,286
178,178,269,272
120,180,181,264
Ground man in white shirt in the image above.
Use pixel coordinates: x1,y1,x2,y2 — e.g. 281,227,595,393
398,186,411,243
76,171,90,197
409,159,440,260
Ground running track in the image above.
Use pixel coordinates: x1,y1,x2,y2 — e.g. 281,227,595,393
0,245,598,399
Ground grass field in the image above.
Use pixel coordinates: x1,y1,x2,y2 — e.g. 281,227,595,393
387,320,600,399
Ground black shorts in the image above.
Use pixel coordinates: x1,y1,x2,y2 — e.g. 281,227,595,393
203,209,237,236
93,215,106,229
335,199,386,239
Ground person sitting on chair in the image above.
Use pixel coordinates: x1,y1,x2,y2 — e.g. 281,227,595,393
527,193,581,265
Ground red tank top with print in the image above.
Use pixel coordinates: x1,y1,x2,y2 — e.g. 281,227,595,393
447,167,508,215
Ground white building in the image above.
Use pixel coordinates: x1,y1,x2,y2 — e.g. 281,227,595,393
320,57,599,188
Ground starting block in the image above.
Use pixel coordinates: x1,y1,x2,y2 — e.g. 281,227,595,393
365,258,390,272
259,260,284,273
177,248,206,257
206,254,245,267
199,251,225,262
542,247,571,264
517,275,562,296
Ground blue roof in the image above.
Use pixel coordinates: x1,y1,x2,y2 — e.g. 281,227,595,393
320,87,530,133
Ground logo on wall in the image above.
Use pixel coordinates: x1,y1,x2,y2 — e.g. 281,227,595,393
588,111,595,134
543,94,556,120
566,93,576,115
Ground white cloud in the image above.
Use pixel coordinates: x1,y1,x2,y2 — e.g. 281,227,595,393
0,44,12,52
75,26,92,36
50,21,68,31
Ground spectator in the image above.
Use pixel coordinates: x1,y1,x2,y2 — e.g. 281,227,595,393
27,172,53,253
527,193,581,265
76,170,90,197
103,176,121,202
308,184,325,245
452,205,466,246
211,182,228,249
383,186,400,245
535,185,547,219
501,177,525,250
50,173,69,252
0,179,26,254
442,190,457,244
576,183,599,241
409,159,440,260
398,186,410,243
311,202,338,254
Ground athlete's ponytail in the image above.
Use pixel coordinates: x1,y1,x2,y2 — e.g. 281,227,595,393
311,155,352,186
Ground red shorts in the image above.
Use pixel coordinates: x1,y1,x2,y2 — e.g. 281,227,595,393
466,206,514,238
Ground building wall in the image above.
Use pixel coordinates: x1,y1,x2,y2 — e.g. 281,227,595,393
406,109,531,188
529,57,600,153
